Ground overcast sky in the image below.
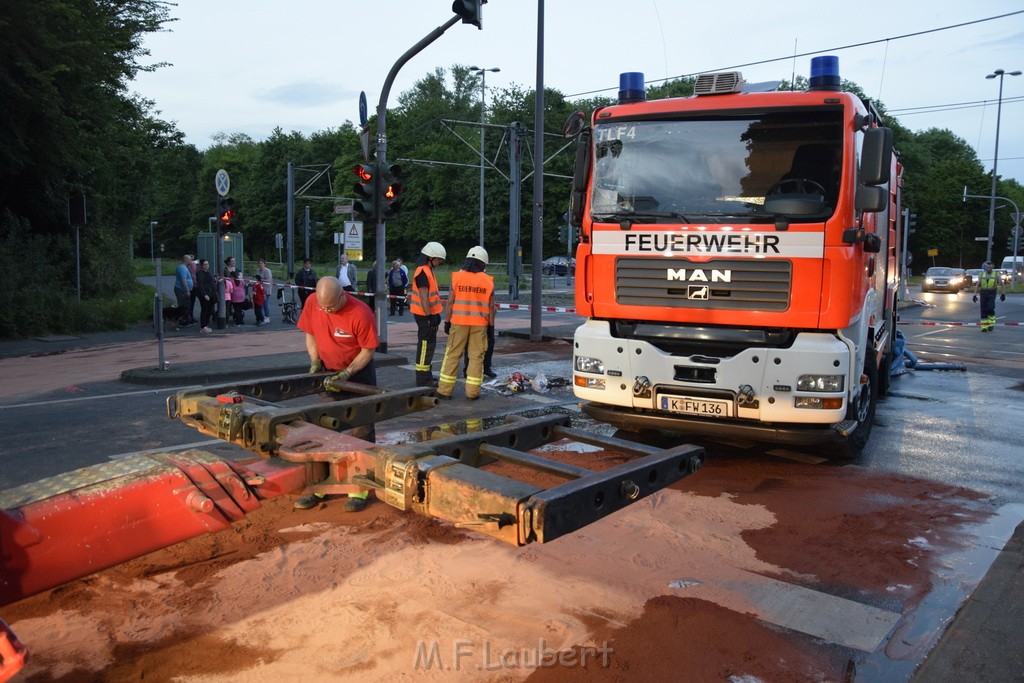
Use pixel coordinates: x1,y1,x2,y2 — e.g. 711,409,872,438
132,1,1024,190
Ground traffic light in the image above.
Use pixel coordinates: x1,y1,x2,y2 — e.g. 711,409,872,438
452,0,485,28
907,211,917,234
379,162,403,219
353,161,378,221
218,196,236,231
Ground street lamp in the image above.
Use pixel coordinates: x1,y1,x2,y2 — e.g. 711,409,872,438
470,65,500,248
984,68,1021,263
149,220,159,263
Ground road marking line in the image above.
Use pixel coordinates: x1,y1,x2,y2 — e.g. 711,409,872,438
721,569,901,652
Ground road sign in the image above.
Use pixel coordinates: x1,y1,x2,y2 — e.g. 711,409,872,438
359,91,368,128
215,169,230,196
333,204,354,214
344,221,364,261
1013,225,1023,238
927,248,938,256
974,237,989,241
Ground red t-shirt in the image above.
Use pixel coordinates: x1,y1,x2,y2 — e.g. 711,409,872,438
298,291,378,371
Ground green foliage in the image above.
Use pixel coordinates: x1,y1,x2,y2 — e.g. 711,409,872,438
0,210,151,337
2,8,1020,338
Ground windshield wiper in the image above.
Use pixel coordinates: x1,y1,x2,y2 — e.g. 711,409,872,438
592,211,692,223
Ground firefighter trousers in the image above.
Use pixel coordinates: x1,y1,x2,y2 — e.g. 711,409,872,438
414,314,439,385
437,325,487,398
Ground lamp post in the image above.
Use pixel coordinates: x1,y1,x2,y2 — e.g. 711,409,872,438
470,65,500,248
984,68,1021,263
149,220,159,263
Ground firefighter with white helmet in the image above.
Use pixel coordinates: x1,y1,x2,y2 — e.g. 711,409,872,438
410,241,447,386
436,246,495,400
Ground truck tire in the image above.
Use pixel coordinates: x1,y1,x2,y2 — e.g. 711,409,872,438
836,351,878,460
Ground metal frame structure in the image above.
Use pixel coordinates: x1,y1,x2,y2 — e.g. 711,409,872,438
1,373,704,608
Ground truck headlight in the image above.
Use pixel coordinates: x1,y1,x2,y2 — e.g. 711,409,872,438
574,356,605,374
796,374,844,392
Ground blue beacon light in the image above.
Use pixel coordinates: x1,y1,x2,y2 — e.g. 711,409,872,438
619,72,646,104
809,56,841,91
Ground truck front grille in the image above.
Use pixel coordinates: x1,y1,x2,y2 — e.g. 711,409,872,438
615,257,791,312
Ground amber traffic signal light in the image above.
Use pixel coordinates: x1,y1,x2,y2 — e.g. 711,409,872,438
379,163,403,220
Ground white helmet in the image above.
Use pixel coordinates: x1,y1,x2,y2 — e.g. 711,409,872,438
421,241,447,259
467,246,489,265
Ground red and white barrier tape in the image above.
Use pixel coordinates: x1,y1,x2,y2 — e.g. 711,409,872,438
229,280,1021,323
898,321,1022,327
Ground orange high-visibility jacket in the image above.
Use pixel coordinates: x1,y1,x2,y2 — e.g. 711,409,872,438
449,270,494,326
410,265,442,316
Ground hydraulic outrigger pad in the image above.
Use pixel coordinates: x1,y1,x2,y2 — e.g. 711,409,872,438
1,373,704,606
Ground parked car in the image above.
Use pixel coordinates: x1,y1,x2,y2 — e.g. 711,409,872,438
964,269,983,287
541,256,575,276
921,267,964,293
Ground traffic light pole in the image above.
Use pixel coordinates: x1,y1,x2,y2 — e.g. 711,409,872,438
371,14,460,352
215,197,227,329
963,189,1021,269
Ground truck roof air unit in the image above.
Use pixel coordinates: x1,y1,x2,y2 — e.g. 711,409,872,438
619,72,646,103
809,55,841,91
694,71,744,96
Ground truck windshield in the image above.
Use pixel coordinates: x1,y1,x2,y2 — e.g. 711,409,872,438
590,110,843,224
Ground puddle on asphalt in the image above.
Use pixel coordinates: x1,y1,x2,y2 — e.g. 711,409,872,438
854,502,1024,680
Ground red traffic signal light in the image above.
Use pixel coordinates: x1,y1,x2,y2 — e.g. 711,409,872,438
217,197,236,230
353,162,378,220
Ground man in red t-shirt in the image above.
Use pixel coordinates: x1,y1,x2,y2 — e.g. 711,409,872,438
294,276,379,511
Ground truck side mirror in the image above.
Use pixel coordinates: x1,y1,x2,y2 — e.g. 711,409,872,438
568,129,591,228
860,127,893,186
855,186,887,212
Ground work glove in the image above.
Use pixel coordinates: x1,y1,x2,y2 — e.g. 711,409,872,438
1000,293,1006,302
323,369,352,393
309,359,324,374
443,321,451,334
972,295,978,303
430,313,441,329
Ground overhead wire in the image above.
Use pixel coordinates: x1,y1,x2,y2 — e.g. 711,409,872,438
565,10,1024,99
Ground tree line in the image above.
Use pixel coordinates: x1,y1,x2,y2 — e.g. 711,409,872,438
2,2,1021,337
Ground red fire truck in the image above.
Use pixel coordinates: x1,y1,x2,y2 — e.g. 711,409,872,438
567,56,902,458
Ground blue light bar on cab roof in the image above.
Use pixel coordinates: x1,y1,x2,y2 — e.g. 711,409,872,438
809,56,840,91
619,72,645,104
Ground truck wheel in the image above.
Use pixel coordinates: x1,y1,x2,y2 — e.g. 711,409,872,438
837,353,878,459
